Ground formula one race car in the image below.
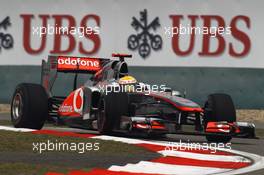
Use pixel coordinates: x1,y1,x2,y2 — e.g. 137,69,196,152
11,54,256,143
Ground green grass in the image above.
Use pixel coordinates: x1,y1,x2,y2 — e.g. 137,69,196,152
0,130,148,155
0,130,152,175
0,163,75,175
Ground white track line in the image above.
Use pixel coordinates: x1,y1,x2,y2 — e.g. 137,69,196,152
215,149,264,175
158,150,250,163
94,134,264,174
0,126,35,132
93,135,153,144
0,125,263,175
109,161,231,175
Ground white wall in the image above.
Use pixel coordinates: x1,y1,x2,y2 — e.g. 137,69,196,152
0,0,263,68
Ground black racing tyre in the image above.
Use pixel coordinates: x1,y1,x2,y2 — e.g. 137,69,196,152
97,92,128,134
204,93,236,143
11,83,48,129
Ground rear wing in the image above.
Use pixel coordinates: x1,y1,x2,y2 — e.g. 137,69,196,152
41,55,109,95
48,55,109,73
112,53,132,62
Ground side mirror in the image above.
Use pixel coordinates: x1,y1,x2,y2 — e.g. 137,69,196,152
172,90,182,97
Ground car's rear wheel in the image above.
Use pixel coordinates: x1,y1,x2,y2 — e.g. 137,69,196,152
97,92,128,134
204,93,236,143
11,83,48,129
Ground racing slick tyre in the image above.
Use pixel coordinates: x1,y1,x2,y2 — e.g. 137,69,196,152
204,93,236,143
97,92,128,134
11,83,48,129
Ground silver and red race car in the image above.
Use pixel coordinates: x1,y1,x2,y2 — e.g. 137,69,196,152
11,54,255,142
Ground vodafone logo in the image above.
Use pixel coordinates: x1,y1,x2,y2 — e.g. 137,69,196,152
58,57,99,67
57,56,101,71
73,88,84,114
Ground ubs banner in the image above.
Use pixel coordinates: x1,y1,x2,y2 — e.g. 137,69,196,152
0,0,263,68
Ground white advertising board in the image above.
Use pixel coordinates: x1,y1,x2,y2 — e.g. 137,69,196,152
0,0,263,68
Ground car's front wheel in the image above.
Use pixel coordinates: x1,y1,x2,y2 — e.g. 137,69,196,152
97,92,128,134
11,83,48,129
204,93,236,143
